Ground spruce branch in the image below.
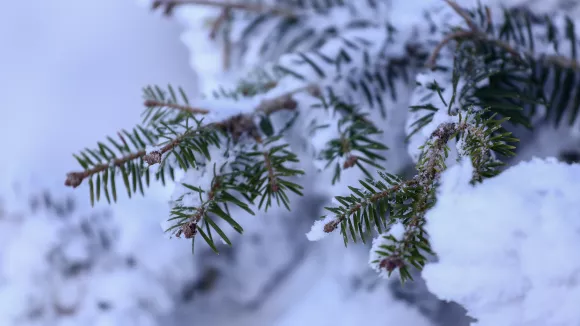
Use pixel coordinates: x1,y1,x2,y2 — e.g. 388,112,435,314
444,0,480,32
232,136,304,212
426,30,479,68
168,164,256,252
427,0,522,68
428,0,580,70
322,179,414,235
65,84,318,200
209,7,230,39
65,151,146,189
143,99,210,115
321,109,517,282
66,0,577,283
152,0,297,17
174,173,221,239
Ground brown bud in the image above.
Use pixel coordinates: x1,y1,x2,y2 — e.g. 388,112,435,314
323,220,338,233
379,257,405,273
270,183,279,192
182,222,197,239
65,172,84,188
143,151,162,165
343,155,358,169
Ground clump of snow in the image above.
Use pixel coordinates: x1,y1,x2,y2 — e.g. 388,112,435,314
275,234,433,326
423,157,580,326
0,189,195,326
389,221,406,240
305,215,336,241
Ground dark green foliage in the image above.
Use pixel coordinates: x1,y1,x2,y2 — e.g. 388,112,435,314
167,163,255,254
321,105,519,282
72,125,158,206
412,4,580,134
313,95,388,184
232,136,305,211
234,0,390,63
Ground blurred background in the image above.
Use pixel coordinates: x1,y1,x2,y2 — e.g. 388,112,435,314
1,0,579,325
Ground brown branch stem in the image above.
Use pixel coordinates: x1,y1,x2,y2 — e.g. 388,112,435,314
210,8,230,39
443,0,479,32
263,151,279,192
430,0,580,70
153,0,297,17
222,9,232,71
144,100,210,115
426,30,476,68
65,151,146,188
176,178,221,238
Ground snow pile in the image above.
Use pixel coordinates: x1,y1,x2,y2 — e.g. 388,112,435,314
0,190,194,326
423,157,580,326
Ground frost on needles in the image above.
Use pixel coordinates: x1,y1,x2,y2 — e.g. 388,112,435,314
65,0,580,288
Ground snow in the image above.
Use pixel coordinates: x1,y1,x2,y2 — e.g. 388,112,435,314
4,0,580,326
423,157,580,326
305,214,336,241
0,188,197,326
275,239,433,326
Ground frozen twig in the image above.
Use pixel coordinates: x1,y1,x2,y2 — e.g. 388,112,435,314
143,100,210,115
152,0,297,17
428,0,580,70
65,85,320,188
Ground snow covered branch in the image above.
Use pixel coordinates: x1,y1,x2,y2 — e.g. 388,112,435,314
61,0,580,323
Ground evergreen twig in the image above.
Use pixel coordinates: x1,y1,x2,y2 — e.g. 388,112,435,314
152,0,297,17
65,84,319,188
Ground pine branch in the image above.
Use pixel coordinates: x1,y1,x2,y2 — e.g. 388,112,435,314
209,8,230,39
67,0,568,277
426,30,477,68
321,109,517,282
322,179,414,234
168,164,256,251
174,174,221,239
428,0,580,70
65,151,146,188
444,0,480,32
427,0,521,67
152,0,297,17
65,84,319,190
143,99,210,115
231,136,304,212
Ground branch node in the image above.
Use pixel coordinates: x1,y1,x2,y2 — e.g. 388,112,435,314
65,172,84,188
143,151,162,165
